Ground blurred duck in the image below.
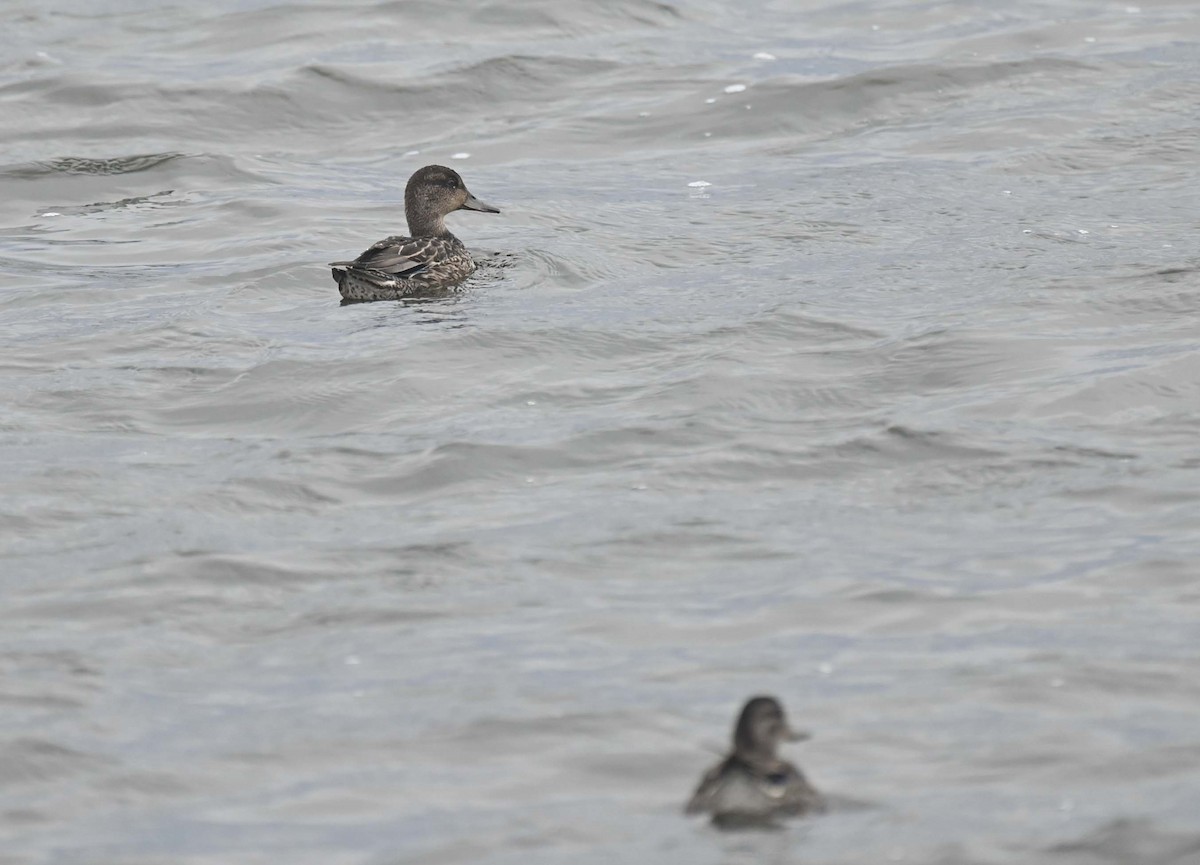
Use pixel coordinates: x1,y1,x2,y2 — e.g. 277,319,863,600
685,696,824,826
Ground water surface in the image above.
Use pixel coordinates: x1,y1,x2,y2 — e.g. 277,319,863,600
2,1,1200,863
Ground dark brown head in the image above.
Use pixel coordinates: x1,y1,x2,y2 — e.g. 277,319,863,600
732,696,808,758
403,164,500,236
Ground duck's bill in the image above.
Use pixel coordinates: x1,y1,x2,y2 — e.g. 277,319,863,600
461,194,500,214
783,727,811,742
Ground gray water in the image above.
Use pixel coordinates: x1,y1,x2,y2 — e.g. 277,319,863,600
2,0,1200,862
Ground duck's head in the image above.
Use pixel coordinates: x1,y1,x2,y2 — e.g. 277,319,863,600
404,164,500,235
732,696,808,757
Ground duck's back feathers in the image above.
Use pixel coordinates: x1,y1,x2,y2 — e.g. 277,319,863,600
331,233,475,302
685,754,823,821
343,235,445,277
685,760,729,815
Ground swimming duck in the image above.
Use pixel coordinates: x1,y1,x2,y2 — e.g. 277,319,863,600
685,696,824,826
331,164,500,302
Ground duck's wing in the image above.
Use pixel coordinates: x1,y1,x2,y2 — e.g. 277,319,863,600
684,760,729,815
777,760,825,814
330,235,443,278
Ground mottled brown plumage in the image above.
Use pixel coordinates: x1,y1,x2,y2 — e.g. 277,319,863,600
331,165,500,302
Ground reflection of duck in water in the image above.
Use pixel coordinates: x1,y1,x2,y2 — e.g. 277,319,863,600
686,696,824,826
331,165,500,302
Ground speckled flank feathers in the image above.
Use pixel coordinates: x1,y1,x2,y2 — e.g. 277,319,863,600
331,165,500,302
332,235,476,301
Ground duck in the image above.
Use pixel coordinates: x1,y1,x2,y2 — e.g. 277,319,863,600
685,696,824,827
331,164,500,302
